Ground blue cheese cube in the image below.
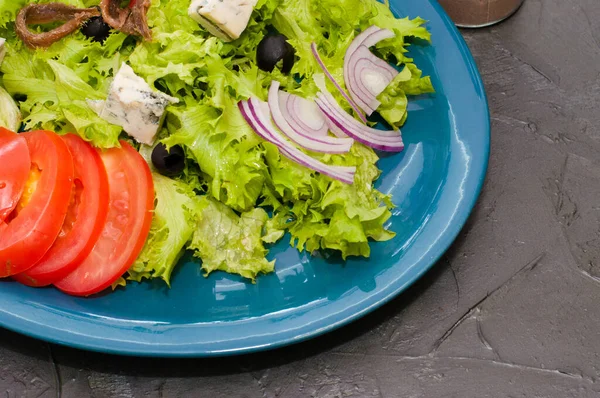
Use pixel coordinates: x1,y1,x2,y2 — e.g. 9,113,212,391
90,63,179,145
188,0,258,42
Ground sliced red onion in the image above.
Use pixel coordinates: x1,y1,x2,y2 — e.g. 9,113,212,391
279,92,328,137
342,25,381,113
361,27,396,48
316,93,402,141
239,99,356,184
314,80,400,139
350,46,399,110
311,42,368,124
249,98,355,174
315,93,404,153
327,118,349,138
344,25,381,63
249,98,356,181
238,101,274,141
344,26,398,115
316,94,403,144
268,81,353,154
355,46,398,81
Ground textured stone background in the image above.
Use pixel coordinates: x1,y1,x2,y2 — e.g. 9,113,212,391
2,0,600,396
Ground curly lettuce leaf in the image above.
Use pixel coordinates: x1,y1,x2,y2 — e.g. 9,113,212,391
262,142,315,203
189,197,275,281
377,63,434,128
132,0,292,100
272,0,431,74
0,1,25,28
130,0,225,98
0,0,433,281
272,0,433,121
163,101,266,212
263,144,395,259
0,35,125,147
128,173,203,284
365,3,431,63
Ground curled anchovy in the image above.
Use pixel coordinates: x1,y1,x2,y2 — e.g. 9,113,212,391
100,0,152,41
16,3,100,48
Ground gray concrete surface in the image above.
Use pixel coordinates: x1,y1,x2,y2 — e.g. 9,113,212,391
2,0,600,396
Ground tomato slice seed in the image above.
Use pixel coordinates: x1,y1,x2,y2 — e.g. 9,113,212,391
0,131,74,277
13,134,109,287
54,141,153,296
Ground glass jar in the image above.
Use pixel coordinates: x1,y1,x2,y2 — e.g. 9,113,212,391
438,0,525,28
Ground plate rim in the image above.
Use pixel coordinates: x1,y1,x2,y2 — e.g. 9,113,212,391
0,0,490,357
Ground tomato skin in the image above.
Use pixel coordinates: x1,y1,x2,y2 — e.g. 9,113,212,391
14,134,110,287
0,131,74,277
54,141,154,297
0,127,30,221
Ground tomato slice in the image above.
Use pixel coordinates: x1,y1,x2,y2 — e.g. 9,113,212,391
0,128,30,221
0,130,74,277
54,141,154,297
14,134,110,287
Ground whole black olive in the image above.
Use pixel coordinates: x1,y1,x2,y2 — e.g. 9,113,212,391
81,16,112,43
256,33,295,74
151,143,186,177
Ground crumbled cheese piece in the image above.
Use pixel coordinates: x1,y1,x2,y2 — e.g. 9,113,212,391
188,0,258,42
89,63,179,145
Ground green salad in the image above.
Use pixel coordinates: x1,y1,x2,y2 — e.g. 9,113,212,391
0,0,433,286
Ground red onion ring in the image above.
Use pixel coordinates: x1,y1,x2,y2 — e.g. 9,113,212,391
311,42,368,124
268,81,353,154
314,92,404,153
238,100,356,184
343,26,399,115
279,92,327,137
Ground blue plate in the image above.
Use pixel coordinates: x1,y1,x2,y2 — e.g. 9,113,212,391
0,0,489,357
